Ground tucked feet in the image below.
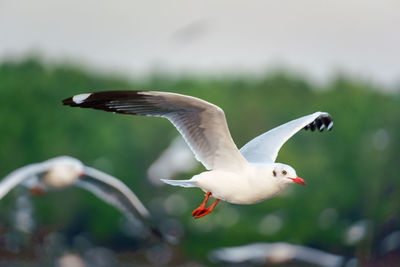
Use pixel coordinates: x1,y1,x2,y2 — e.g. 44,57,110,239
192,206,213,218
192,192,220,219
192,204,206,217
29,186,46,196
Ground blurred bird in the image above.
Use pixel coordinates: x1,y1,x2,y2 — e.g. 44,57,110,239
0,156,158,236
63,91,333,218
380,231,400,255
208,242,344,267
147,136,198,186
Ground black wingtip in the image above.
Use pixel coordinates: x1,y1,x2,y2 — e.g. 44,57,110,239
62,97,75,106
60,90,152,115
303,113,333,133
62,92,96,107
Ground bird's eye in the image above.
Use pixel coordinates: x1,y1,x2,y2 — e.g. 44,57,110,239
273,170,277,177
282,170,287,175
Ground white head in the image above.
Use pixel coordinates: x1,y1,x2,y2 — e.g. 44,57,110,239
43,156,85,188
271,163,306,186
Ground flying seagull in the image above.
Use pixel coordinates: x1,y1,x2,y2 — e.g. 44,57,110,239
0,156,154,230
208,242,344,267
63,91,333,218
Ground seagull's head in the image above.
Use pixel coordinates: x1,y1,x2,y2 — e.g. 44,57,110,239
272,163,306,186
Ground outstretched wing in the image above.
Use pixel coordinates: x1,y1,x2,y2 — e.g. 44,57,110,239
76,166,151,224
240,112,333,164
63,90,248,171
0,162,51,199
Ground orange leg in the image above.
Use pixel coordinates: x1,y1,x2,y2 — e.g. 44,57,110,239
29,186,46,196
192,192,220,219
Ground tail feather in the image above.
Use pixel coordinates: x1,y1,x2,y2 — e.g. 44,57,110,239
161,179,197,188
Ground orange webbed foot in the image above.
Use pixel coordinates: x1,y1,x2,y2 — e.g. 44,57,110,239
191,192,219,219
192,204,206,217
193,207,213,219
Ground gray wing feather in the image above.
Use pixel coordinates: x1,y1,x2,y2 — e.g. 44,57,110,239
76,166,150,224
63,91,248,171
0,163,51,199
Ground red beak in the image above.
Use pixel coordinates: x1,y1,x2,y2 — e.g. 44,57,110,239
290,177,306,186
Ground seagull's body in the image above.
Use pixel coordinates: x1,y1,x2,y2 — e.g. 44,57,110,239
63,91,333,218
168,164,289,205
0,156,152,227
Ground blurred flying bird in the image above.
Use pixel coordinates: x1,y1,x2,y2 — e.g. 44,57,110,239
171,19,209,44
0,156,156,234
208,242,344,267
63,91,333,218
147,136,198,186
380,230,400,255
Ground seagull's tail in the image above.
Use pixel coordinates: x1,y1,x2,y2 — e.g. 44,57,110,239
161,179,197,188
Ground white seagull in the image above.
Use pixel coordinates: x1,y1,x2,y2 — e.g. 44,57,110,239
0,156,152,226
63,91,333,218
209,242,344,267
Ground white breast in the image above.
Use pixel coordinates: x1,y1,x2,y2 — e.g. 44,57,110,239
193,165,288,204
43,165,80,188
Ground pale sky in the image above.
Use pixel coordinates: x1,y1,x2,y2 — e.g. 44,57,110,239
1,0,399,86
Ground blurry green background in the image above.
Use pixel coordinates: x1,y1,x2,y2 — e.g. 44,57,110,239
0,57,399,266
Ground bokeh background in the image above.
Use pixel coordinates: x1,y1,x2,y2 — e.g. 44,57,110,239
1,1,400,266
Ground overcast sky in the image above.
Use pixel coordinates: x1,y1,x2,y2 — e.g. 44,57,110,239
1,0,399,86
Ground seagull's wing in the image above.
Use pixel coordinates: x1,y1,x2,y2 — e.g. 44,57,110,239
63,91,248,171
0,162,51,199
76,166,151,224
240,112,333,163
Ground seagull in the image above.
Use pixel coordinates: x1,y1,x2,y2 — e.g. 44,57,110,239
208,242,344,267
0,156,152,229
63,91,333,219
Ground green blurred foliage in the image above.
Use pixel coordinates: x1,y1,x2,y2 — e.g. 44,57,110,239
0,57,399,263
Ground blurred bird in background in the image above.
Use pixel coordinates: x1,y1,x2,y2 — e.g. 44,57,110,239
0,156,165,241
147,136,198,187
